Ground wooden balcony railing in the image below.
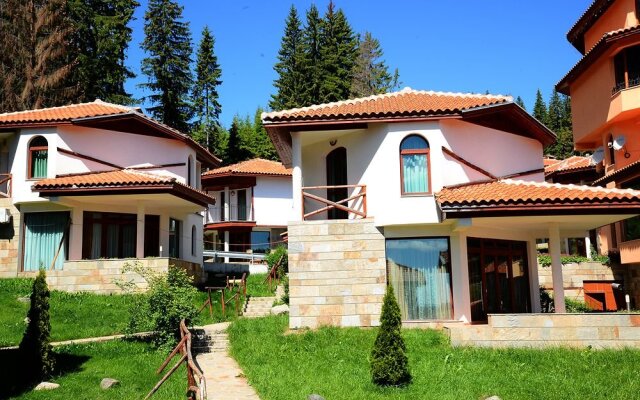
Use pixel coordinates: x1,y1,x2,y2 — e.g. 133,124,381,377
301,184,366,220
0,173,11,198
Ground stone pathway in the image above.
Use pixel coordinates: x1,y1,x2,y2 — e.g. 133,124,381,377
0,331,152,351
193,322,260,400
243,296,277,318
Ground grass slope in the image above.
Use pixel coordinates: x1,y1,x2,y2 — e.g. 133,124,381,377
228,315,640,400
1,339,184,399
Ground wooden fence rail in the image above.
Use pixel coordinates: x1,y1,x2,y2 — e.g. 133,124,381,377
144,319,207,400
301,184,366,220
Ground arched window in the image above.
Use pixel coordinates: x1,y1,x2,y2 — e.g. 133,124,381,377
187,155,193,187
28,136,48,179
400,135,430,194
608,134,616,165
191,225,197,256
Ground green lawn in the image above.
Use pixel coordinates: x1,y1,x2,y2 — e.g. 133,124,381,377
0,339,185,399
228,315,640,400
245,273,277,297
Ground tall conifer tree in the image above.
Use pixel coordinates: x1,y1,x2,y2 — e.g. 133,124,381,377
226,118,249,165
532,89,548,126
0,0,77,112
515,96,526,111
318,1,358,103
547,89,564,132
69,0,138,105
350,31,399,98
140,0,193,132
300,4,323,106
270,5,305,111
192,26,222,150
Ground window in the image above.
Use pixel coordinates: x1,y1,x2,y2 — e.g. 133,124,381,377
613,45,640,94
169,218,181,258
608,134,616,165
144,215,160,257
386,238,452,320
82,212,136,259
251,231,271,253
23,212,69,271
400,135,430,194
28,136,48,179
191,225,197,256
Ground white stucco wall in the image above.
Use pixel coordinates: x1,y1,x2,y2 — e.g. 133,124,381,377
297,120,545,226
253,176,294,227
10,125,197,204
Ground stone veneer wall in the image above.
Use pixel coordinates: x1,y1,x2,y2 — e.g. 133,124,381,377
0,198,20,278
17,258,203,293
448,313,640,348
288,218,386,329
537,261,624,300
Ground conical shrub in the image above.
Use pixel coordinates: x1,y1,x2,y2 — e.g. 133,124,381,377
19,269,54,381
370,283,411,386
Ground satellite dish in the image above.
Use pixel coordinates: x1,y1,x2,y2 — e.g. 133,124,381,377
613,135,626,151
591,147,605,164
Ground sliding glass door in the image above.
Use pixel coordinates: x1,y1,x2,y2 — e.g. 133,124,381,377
23,212,69,271
386,238,452,320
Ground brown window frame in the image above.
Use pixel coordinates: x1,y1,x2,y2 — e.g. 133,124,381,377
82,211,137,259
399,135,431,196
27,136,48,179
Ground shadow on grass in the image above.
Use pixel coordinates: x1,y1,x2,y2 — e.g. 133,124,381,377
0,348,89,398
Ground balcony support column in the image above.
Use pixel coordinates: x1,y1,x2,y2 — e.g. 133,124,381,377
549,223,566,313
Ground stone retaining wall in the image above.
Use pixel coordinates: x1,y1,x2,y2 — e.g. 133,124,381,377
448,313,640,348
0,198,20,278
287,218,386,329
537,261,623,299
17,258,203,293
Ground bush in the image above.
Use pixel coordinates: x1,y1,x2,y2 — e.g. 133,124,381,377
370,284,411,387
117,262,199,349
566,298,592,313
266,245,288,274
19,269,54,381
281,274,290,305
538,253,610,268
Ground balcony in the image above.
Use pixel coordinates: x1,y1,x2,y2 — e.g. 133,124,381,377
619,239,640,264
205,204,255,229
301,184,367,221
0,174,11,198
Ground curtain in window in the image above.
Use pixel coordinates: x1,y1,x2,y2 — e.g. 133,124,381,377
122,224,136,257
31,150,47,178
23,212,68,271
106,224,119,258
402,154,427,193
386,238,452,320
90,223,102,259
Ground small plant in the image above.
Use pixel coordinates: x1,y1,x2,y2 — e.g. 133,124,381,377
19,269,54,381
370,284,411,387
116,261,198,349
281,274,290,305
266,245,288,274
538,253,610,268
565,298,592,313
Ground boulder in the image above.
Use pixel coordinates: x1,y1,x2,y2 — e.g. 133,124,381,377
100,378,120,389
484,396,502,400
34,382,59,391
308,395,325,400
271,304,289,315
17,296,30,303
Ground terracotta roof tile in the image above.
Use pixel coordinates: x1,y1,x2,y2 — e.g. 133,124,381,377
32,169,175,190
0,100,132,124
592,158,640,185
544,156,594,174
202,158,292,177
262,88,511,123
437,179,640,209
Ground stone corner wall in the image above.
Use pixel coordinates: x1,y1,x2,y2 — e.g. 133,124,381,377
287,218,386,329
0,198,20,278
537,261,623,300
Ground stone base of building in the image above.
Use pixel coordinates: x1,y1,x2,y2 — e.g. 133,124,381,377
0,198,21,278
287,218,386,329
447,313,640,348
16,258,203,293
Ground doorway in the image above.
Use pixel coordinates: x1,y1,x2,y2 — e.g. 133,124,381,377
467,238,531,323
326,147,348,219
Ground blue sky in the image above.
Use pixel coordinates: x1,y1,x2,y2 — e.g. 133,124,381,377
124,1,593,128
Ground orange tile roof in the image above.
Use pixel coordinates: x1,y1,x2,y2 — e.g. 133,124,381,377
543,158,559,167
437,179,640,211
202,158,292,177
33,169,173,189
544,156,594,174
32,169,215,206
0,100,132,124
592,158,640,185
262,88,511,123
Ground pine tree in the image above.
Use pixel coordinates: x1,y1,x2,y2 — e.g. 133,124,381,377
561,94,572,129
69,0,138,105
532,89,548,126
515,96,526,111
192,26,222,150
370,284,411,387
251,107,279,160
547,89,563,132
0,0,78,112
318,1,358,103
350,32,399,98
300,4,323,106
19,270,54,381
226,117,250,164
544,89,575,159
270,5,306,111
140,0,193,132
